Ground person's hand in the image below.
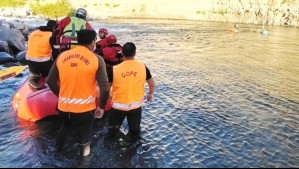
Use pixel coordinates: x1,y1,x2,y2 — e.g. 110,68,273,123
146,93,154,102
95,107,104,119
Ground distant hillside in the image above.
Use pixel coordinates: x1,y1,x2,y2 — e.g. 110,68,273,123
0,0,298,27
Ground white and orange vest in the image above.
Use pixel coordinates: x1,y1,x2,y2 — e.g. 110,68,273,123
26,30,52,62
112,60,146,111
56,46,98,113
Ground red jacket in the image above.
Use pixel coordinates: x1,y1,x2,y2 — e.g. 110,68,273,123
54,16,93,45
96,39,108,50
102,44,123,66
94,38,108,56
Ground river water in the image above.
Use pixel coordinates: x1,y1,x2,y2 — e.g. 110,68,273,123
0,19,298,167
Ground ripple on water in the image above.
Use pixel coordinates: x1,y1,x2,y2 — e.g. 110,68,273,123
0,20,298,167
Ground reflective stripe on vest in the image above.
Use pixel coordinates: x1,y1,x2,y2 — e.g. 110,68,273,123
63,17,86,37
26,56,52,62
112,100,143,111
59,96,95,105
26,30,52,62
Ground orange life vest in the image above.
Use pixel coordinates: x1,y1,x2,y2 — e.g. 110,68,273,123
26,30,52,62
56,46,99,113
112,60,146,111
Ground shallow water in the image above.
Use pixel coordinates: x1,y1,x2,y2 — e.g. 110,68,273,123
0,19,298,167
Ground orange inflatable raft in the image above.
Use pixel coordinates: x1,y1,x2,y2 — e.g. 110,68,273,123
12,77,112,122
229,28,238,33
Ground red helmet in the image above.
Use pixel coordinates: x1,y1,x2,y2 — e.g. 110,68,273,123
106,34,117,45
99,28,108,37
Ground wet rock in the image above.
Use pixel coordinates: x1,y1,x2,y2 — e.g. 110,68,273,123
0,52,15,64
15,50,27,65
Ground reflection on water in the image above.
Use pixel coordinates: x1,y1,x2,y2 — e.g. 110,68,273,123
0,19,298,167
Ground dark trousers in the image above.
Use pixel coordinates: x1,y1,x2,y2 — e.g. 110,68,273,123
109,107,142,140
28,60,53,77
56,110,95,148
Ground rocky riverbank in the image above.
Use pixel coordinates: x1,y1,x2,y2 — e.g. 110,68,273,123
0,0,298,27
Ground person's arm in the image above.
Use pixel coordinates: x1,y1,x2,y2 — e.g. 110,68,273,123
145,66,155,101
85,22,93,30
107,66,113,84
55,21,63,45
94,55,110,118
55,17,70,45
96,55,110,109
46,61,60,96
50,23,61,60
49,34,59,61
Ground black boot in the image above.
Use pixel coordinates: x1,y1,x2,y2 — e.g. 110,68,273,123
56,126,68,151
28,76,43,90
